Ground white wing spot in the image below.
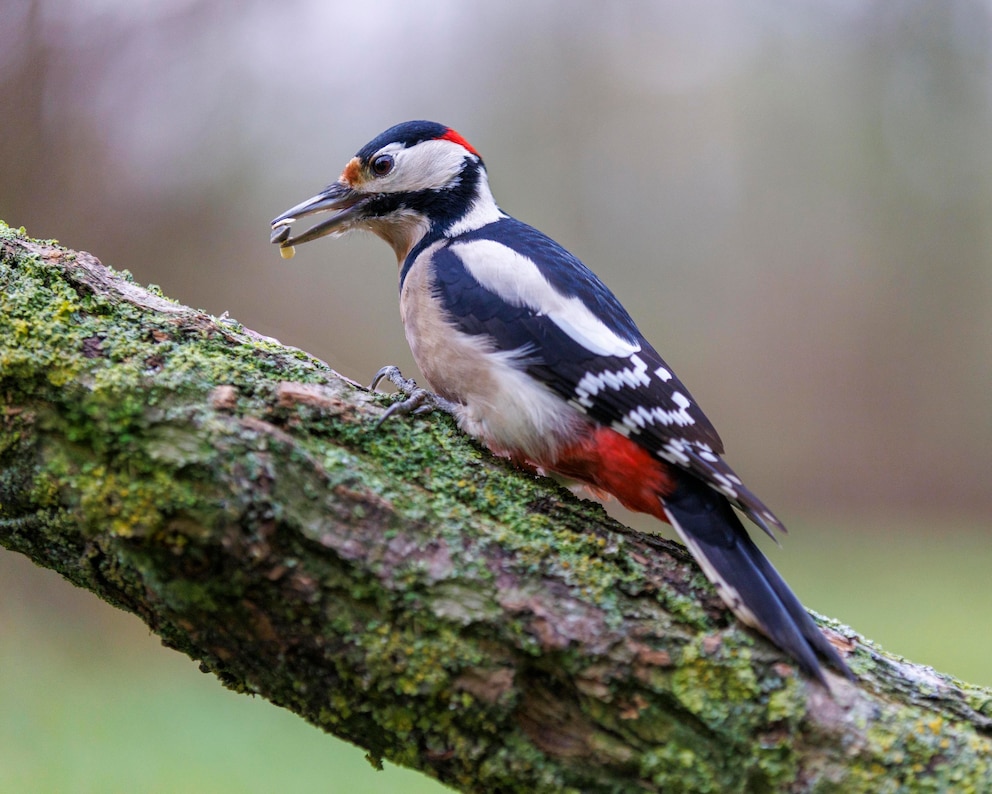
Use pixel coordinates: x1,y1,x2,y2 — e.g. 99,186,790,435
655,366,673,382
610,420,633,437
711,472,739,499
567,398,589,415
620,391,695,432
574,354,651,407
660,439,692,465
694,442,720,462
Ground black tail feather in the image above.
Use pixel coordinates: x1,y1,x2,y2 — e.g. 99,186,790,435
663,477,853,686
743,531,855,680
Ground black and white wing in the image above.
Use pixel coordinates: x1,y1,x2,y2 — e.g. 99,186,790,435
432,217,783,537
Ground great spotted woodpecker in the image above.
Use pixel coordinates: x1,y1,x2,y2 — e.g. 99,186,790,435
271,120,853,686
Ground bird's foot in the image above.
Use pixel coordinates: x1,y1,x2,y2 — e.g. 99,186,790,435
369,366,459,428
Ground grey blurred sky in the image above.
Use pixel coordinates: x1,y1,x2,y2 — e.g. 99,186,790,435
3,0,992,518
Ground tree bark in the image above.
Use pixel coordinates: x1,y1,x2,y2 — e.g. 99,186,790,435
1,222,990,793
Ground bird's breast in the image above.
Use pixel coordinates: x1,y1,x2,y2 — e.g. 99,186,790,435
399,248,584,463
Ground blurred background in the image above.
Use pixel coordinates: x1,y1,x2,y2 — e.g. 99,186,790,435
2,0,991,790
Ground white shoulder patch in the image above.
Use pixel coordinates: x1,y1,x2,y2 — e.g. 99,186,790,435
450,239,641,358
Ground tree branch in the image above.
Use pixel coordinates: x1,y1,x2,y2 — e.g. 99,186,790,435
2,222,990,792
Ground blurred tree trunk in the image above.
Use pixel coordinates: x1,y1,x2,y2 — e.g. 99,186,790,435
2,223,991,793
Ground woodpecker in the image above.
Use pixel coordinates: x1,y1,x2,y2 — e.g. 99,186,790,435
270,120,853,686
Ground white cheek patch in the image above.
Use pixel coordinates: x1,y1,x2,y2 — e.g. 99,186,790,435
364,139,470,194
451,239,641,358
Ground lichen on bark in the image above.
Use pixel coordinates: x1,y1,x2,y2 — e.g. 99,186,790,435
2,221,991,793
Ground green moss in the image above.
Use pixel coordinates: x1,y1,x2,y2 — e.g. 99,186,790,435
673,637,759,720
0,267,86,391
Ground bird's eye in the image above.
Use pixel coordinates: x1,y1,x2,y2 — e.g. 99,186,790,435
370,154,394,177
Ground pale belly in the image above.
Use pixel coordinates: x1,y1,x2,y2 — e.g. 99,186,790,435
399,251,586,463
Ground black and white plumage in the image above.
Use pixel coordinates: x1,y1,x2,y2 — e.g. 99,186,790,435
271,120,853,686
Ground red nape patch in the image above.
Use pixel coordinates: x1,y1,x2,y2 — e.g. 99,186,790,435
439,128,481,158
551,427,676,522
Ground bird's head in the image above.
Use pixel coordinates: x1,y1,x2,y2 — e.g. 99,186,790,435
271,120,498,262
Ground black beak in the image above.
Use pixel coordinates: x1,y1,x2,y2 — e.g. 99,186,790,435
270,182,368,248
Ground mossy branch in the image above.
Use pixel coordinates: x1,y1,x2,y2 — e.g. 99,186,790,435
1,222,990,793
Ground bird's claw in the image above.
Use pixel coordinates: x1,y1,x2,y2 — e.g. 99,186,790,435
370,365,418,395
369,366,458,428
